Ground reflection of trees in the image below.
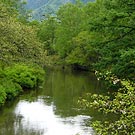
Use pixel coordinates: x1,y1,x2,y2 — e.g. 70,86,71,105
0,99,18,135
14,109,46,135
0,114,15,135
45,70,102,117
0,113,44,135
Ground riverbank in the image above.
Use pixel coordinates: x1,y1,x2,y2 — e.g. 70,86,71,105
0,63,45,107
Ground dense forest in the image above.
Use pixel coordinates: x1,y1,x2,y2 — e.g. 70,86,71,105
0,0,135,135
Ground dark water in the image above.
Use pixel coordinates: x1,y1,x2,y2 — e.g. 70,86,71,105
0,69,104,135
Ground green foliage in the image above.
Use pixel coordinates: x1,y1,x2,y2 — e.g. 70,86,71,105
36,1,99,68
1,80,22,100
0,63,45,106
87,0,135,80
66,31,97,68
37,16,57,55
0,0,44,66
0,77,22,105
55,2,86,58
4,64,45,89
79,80,135,135
112,49,135,80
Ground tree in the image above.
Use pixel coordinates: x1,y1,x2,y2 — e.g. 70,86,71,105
66,31,97,69
55,2,85,58
37,16,57,55
0,0,44,66
86,0,135,80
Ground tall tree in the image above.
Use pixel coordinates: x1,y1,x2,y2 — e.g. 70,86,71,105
37,16,57,55
55,2,85,58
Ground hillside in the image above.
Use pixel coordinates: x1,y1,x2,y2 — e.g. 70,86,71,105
24,0,94,20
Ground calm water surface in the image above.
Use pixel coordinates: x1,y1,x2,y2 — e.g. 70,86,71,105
0,69,103,135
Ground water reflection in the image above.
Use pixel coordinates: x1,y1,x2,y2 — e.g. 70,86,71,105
14,98,94,135
43,69,102,117
0,69,102,135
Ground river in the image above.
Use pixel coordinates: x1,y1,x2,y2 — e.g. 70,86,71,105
0,69,104,135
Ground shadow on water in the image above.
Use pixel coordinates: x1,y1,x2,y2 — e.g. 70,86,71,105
0,69,114,135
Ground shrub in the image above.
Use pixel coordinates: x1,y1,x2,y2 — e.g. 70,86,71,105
1,79,22,100
79,80,135,135
0,63,45,106
4,64,45,89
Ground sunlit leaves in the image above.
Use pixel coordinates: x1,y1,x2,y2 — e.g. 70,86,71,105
0,1,44,66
